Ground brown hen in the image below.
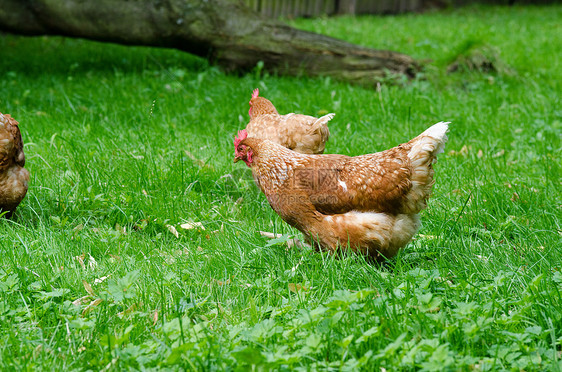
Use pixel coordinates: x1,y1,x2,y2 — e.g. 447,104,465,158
0,113,29,218
234,122,449,262
245,89,333,154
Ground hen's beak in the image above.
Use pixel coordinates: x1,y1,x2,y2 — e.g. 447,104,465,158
234,151,243,163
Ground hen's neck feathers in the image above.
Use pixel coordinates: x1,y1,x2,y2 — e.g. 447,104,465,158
250,97,279,117
246,139,305,170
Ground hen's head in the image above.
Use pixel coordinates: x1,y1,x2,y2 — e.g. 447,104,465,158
234,130,254,167
248,88,278,118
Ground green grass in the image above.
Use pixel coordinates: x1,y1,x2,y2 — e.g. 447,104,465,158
1,4,561,370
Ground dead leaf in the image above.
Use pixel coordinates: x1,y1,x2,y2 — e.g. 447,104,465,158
180,222,205,230
291,257,304,273
109,254,121,262
117,303,138,317
477,149,483,158
510,192,519,202
260,231,304,249
184,149,205,167
448,145,470,156
475,255,489,263
288,283,307,293
417,234,438,240
82,298,103,316
436,277,454,286
33,344,43,358
260,231,281,239
73,224,84,234
213,277,231,286
492,149,505,158
23,267,40,277
72,295,91,306
152,310,159,326
100,357,119,372
94,275,110,284
83,280,95,296
75,254,86,269
115,224,127,235
166,224,179,238
88,255,98,269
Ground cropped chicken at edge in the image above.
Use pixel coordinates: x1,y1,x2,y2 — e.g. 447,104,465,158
234,122,449,262
245,89,334,154
0,113,29,218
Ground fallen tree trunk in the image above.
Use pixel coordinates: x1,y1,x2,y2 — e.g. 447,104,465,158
0,0,419,84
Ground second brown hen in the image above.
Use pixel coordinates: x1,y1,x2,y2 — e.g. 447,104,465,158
245,89,334,154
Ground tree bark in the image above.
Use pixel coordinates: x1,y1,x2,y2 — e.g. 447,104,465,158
0,0,419,85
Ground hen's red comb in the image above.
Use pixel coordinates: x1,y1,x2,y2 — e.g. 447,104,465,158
234,129,248,146
251,88,259,99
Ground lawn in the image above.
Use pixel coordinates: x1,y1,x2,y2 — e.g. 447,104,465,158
1,4,561,370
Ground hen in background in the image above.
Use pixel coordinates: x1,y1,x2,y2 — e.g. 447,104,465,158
245,89,334,154
234,122,449,262
0,113,29,218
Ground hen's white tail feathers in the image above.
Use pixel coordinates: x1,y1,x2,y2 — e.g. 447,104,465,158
404,121,450,213
418,121,449,155
309,113,335,133
420,121,449,139
408,122,450,162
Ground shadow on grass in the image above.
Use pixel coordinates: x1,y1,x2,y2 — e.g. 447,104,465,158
0,33,209,77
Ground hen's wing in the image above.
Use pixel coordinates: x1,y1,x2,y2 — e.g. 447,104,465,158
340,148,414,212
291,147,414,215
